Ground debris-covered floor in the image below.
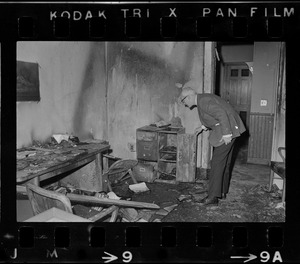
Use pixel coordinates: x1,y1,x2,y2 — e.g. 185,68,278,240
16,138,285,222
113,160,285,223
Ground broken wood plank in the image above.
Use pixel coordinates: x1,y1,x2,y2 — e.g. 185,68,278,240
155,208,169,216
110,207,119,222
164,204,178,213
88,205,118,222
138,209,156,222
67,193,160,209
119,208,139,222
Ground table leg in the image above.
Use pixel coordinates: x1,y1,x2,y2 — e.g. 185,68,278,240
103,153,109,172
282,177,286,203
95,153,103,191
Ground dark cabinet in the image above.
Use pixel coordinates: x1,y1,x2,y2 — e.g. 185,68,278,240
136,126,162,161
137,125,196,182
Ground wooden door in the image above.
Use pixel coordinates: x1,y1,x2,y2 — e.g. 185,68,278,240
221,64,252,162
222,64,252,129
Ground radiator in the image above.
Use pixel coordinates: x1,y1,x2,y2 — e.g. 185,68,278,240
247,113,274,164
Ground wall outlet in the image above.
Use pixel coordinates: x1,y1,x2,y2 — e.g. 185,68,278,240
260,100,267,106
128,143,136,152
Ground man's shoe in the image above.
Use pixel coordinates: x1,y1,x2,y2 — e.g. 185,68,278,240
221,193,227,199
198,196,218,206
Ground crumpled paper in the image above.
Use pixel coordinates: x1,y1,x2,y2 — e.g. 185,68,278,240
52,134,70,144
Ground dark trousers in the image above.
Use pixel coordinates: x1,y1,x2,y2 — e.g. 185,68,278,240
208,138,236,198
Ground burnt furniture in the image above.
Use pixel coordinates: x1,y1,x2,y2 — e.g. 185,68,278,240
137,125,196,182
103,159,138,192
26,183,119,222
17,142,110,191
157,127,185,181
269,147,286,203
24,207,92,222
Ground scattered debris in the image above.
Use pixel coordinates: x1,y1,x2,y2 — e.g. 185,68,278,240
92,193,109,212
129,182,150,193
18,138,285,222
193,183,205,189
107,192,121,200
153,202,178,218
232,214,242,218
119,208,139,222
270,192,281,199
138,209,156,221
189,189,207,195
153,120,170,128
161,146,177,153
52,134,70,144
112,184,134,200
160,201,175,208
136,218,148,222
191,193,207,203
164,204,178,213
177,194,192,202
275,202,285,210
168,189,181,194
155,208,169,216
129,163,285,222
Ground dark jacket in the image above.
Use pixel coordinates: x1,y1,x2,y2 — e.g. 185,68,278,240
196,93,246,147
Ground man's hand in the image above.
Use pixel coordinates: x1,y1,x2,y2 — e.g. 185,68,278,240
194,127,203,135
194,125,208,135
220,134,232,145
201,125,208,131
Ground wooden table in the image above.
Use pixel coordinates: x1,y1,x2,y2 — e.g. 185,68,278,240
17,142,110,191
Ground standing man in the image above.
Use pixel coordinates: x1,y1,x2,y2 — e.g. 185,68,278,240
179,86,246,206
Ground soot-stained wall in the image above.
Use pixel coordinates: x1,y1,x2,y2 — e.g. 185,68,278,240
106,42,205,158
17,41,207,163
17,42,107,148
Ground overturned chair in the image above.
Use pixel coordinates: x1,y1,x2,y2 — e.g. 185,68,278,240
26,183,119,222
103,159,139,192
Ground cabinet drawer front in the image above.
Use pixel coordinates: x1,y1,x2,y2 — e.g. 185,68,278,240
136,141,158,161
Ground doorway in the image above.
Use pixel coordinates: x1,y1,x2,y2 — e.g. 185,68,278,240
220,63,252,163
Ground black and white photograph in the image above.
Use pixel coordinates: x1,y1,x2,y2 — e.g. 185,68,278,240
16,41,285,223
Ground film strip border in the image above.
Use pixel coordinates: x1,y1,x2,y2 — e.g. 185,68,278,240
0,1,300,263
1,224,289,262
15,16,296,40
0,3,299,40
